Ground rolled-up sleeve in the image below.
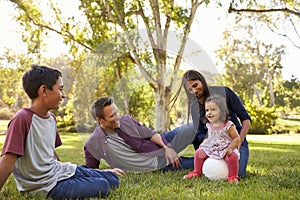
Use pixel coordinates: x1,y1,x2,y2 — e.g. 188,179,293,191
84,147,100,168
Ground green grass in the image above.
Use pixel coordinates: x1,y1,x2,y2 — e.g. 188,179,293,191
0,121,300,199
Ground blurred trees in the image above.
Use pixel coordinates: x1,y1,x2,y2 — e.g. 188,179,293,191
2,0,300,133
213,0,300,133
215,21,299,133
0,50,31,115
216,24,285,107
8,0,208,132
276,76,300,109
228,0,300,49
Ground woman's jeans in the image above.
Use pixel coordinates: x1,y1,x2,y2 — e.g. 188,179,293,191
47,165,119,199
238,140,249,177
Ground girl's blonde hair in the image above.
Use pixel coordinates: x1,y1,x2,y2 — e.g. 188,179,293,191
205,95,229,122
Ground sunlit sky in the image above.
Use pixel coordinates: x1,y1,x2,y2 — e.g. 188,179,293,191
0,1,299,80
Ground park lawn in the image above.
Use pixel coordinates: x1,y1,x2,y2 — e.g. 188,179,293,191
277,118,300,133
0,124,299,199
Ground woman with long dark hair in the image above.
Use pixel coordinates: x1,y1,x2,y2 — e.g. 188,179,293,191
177,70,251,177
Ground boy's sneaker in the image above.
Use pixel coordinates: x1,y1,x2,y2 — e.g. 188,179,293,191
183,171,201,179
227,176,239,184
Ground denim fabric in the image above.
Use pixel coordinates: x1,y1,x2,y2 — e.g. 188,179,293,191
158,124,195,171
163,123,196,153
160,156,194,171
238,139,249,177
47,165,119,200
162,126,178,142
190,86,251,176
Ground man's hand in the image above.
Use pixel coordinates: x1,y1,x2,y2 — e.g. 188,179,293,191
149,133,181,168
103,168,125,176
164,146,181,168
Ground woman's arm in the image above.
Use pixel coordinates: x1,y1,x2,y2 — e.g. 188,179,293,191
239,119,251,144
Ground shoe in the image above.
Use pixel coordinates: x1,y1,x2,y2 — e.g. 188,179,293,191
227,176,239,184
183,171,201,179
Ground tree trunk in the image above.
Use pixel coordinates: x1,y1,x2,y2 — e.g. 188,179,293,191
254,85,263,106
115,61,130,114
154,85,171,133
267,70,275,107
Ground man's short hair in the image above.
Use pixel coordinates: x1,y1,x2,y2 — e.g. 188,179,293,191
91,97,114,120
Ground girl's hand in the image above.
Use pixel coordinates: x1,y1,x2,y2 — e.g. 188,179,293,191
224,148,233,156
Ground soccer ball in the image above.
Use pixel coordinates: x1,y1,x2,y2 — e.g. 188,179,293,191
202,158,228,181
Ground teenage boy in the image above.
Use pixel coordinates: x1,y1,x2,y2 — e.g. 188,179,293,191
0,65,123,199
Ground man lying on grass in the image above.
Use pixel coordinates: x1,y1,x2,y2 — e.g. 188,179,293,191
84,96,195,172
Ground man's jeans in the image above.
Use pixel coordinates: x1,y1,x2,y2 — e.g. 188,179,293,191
47,165,119,199
158,123,195,171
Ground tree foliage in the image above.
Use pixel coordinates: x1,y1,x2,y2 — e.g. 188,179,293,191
216,23,285,107
5,0,300,133
215,22,286,133
275,77,300,110
8,0,207,132
0,49,31,109
228,0,300,49
246,103,278,134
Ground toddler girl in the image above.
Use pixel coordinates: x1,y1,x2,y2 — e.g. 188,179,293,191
183,95,241,183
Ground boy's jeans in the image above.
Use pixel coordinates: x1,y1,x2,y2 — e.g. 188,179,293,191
47,165,119,199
